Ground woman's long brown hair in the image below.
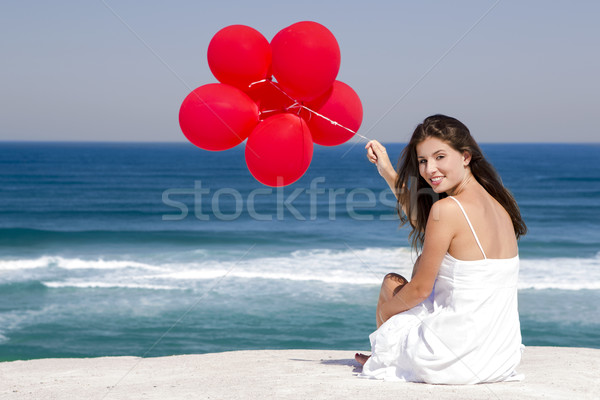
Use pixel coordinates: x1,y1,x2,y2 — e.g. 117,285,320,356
396,115,527,252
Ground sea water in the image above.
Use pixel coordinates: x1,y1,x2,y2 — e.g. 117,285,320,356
0,142,598,361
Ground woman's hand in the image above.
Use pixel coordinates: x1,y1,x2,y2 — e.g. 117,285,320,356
365,140,396,181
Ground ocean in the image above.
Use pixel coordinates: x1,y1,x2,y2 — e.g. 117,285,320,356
0,142,599,361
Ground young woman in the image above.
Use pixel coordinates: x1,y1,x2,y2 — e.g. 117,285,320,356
356,115,527,384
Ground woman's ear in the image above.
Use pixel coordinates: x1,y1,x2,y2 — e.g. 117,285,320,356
462,151,472,166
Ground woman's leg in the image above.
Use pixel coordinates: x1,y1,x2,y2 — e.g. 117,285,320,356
356,272,408,366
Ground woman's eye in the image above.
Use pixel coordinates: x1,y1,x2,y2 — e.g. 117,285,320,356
436,155,444,160
419,159,427,164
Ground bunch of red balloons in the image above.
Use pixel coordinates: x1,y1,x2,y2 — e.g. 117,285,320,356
179,21,363,187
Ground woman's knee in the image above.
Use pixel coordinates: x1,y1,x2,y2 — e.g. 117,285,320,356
380,273,408,301
383,272,408,286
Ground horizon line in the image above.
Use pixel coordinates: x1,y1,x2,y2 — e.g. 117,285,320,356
0,140,598,147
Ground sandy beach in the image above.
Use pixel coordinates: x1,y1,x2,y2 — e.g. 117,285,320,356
0,346,598,399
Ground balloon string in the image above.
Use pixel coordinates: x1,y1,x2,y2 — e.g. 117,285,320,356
258,108,281,116
288,103,370,140
249,79,371,141
248,79,268,87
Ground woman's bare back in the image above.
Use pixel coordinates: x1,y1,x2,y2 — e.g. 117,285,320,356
447,190,518,261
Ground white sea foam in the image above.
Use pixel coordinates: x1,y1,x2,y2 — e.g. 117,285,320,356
519,256,600,290
54,258,166,271
153,247,414,286
41,281,177,290
0,256,165,271
2,248,599,291
0,256,56,270
151,248,600,290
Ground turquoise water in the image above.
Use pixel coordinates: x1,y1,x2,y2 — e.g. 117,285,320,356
0,142,599,361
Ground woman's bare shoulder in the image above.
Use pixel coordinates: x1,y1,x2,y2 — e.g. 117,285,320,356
428,197,462,224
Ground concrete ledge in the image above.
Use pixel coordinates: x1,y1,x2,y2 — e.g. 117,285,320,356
1,346,598,399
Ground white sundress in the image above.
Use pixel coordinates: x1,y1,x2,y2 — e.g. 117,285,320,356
360,196,524,384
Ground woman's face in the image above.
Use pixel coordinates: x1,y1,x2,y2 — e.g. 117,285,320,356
416,137,470,195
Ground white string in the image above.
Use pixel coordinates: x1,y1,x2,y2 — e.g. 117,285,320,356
249,79,371,141
293,103,370,140
248,79,269,87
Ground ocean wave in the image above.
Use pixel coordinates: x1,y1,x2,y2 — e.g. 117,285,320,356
2,248,599,291
41,281,177,290
154,269,382,285
0,257,52,270
0,256,165,271
519,256,600,290
143,247,414,287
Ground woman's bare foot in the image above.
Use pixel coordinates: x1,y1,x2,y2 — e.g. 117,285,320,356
355,353,370,366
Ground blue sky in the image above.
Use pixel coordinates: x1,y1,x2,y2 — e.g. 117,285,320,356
1,1,598,143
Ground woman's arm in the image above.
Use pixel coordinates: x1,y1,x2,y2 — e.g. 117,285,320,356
411,255,421,279
365,140,408,216
378,199,457,323
365,140,397,189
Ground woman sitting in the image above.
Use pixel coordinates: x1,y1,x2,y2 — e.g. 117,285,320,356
356,114,527,384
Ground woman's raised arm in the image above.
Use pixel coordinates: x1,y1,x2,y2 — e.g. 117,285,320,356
365,140,408,216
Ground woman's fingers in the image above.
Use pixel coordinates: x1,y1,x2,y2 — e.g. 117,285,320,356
366,140,386,154
365,139,382,150
366,147,377,163
366,140,395,180
372,140,386,154
366,141,377,163
366,141,388,162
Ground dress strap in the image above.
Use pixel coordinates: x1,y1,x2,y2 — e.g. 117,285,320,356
447,196,487,259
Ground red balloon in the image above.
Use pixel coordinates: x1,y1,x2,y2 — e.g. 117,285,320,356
270,21,341,102
306,81,363,146
179,83,259,151
207,25,272,90
245,114,313,187
244,80,295,120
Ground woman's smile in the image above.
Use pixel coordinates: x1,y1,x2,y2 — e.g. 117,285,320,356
430,175,445,186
